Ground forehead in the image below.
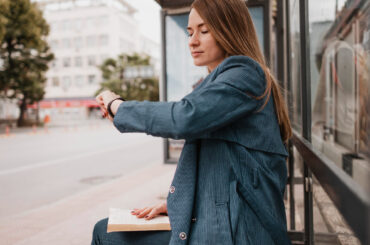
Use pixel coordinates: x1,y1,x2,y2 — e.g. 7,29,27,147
188,8,205,27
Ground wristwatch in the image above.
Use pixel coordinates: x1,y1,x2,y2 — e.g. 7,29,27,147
107,97,125,118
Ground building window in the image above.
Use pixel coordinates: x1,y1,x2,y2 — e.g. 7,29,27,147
63,57,71,67
75,19,83,31
74,75,84,87
99,15,109,26
141,66,154,77
86,35,96,47
87,18,95,29
88,75,96,84
52,77,60,87
124,67,132,78
132,67,138,77
99,35,109,46
50,40,59,49
75,56,83,67
51,58,58,68
65,20,73,31
74,37,83,49
87,56,96,66
56,21,63,32
61,76,71,91
62,38,71,49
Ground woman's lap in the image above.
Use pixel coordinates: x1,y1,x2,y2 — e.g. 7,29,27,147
91,218,171,245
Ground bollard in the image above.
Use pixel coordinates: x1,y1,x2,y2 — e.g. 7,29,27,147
5,125,10,137
44,124,49,134
32,124,37,134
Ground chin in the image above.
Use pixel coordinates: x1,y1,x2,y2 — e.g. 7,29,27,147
193,59,206,67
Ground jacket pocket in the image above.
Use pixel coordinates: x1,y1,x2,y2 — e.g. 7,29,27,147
215,202,233,245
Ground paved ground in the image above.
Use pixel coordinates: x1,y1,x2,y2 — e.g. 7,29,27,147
1,161,176,245
0,121,177,245
1,121,355,245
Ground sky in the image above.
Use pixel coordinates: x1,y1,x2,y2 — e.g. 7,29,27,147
126,0,161,44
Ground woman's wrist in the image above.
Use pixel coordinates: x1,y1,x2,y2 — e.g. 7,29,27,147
110,100,123,116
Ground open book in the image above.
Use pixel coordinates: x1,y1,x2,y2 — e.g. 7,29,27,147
107,208,172,232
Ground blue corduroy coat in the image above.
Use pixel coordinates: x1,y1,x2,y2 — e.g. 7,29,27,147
113,56,291,245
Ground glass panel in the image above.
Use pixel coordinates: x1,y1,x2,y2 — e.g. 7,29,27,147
249,6,265,55
288,0,302,132
164,13,208,161
309,0,370,190
165,13,208,102
309,0,369,242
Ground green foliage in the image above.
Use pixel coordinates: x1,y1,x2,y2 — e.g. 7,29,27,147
0,0,54,126
96,53,159,101
0,0,7,43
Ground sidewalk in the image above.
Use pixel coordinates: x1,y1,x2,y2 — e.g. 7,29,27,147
0,162,177,245
0,119,110,137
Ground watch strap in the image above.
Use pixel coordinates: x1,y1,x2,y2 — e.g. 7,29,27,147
107,97,125,118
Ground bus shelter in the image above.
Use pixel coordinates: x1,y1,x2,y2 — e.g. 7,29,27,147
156,0,370,244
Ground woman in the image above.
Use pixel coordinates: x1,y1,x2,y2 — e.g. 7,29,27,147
92,0,292,244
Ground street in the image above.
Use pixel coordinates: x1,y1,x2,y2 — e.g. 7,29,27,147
0,121,176,244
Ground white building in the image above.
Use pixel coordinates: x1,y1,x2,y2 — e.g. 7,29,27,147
35,0,141,98
28,0,160,122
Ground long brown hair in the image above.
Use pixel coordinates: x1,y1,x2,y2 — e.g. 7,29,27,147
192,0,292,143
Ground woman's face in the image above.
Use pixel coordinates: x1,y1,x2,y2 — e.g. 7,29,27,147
187,9,226,72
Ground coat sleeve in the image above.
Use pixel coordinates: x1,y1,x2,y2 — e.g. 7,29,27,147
113,65,266,140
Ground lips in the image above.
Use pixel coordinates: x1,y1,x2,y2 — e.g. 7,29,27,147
191,51,203,57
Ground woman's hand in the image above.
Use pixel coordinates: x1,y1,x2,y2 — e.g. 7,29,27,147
95,90,121,121
131,202,168,220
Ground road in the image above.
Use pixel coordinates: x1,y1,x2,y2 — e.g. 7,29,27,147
0,121,163,221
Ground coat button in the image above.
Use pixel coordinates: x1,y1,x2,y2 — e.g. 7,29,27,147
191,217,196,223
169,186,175,194
179,231,187,240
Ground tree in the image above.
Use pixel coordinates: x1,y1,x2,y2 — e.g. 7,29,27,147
0,0,54,126
96,53,159,101
0,0,6,44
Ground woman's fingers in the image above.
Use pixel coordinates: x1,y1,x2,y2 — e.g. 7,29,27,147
131,203,167,220
97,104,108,118
131,207,144,215
136,207,152,218
131,207,148,216
145,207,161,220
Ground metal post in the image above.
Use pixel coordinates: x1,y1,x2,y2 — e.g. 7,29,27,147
299,0,313,244
285,0,296,232
160,9,170,164
264,0,272,67
276,0,287,88
288,140,296,230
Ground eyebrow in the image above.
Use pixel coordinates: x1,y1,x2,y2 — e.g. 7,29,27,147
186,23,205,31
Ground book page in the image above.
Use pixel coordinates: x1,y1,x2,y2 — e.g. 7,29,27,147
107,208,171,232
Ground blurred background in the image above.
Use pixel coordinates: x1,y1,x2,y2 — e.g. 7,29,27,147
0,0,369,244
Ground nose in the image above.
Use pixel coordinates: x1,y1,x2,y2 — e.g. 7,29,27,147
188,32,200,47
